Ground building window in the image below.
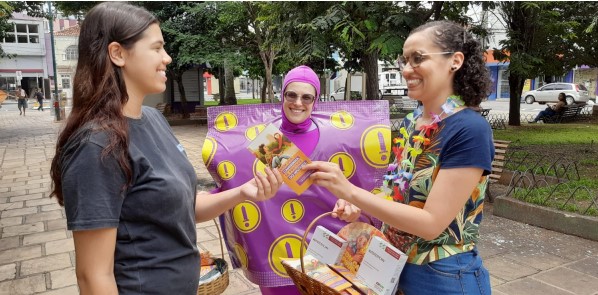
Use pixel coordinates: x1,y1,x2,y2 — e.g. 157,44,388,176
65,45,78,60
2,23,39,44
61,75,71,89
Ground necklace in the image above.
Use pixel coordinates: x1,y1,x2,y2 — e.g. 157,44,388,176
382,95,464,202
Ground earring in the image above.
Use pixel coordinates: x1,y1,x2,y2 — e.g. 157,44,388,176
451,66,458,72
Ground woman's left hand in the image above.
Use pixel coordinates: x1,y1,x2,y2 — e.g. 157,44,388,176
332,199,361,222
303,161,355,201
240,167,283,202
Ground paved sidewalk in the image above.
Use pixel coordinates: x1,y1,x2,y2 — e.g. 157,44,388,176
0,109,597,295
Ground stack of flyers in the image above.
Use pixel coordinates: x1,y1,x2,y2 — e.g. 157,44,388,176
247,124,313,195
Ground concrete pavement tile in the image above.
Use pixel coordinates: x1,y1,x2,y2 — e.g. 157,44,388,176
0,274,46,295
36,285,79,295
533,267,598,295
1,221,45,237
501,249,569,270
565,257,598,278
0,263,16,281
0,189,27,198
203,224,222,240
41,203,62,212
493,278,575,295
20,253,72,276
492,290,509,295
22,229,67,246
25,197,56,207
489,274,506,287
221,270,254,295
0,201,23,211
0,187,8,193
49,267,77,289
196,227,216,241
483,256,539,281
199,238,230,256
0,197,7,203
477,238,509,259
27,178,51,186
45,238,75,255
24,209,63,223
0,236,20,251
0,216,22,227
9,193,43,202
27,187,49,195
46,218,67,231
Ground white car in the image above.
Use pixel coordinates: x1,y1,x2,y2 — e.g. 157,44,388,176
522,83,589,105
329,87,346,101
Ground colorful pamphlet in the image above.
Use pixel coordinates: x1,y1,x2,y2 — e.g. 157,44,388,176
247,123,313,195
306,225,348,265
337,222,388,273
355,236,407,295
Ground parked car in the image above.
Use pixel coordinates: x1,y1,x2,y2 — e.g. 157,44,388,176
330,87,345,101
522,83,589,105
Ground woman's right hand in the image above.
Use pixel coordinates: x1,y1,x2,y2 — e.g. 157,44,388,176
303,161,356,201
239,167,283,202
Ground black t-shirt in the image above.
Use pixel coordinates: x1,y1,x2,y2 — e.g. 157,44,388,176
61,106,199,294
35,91,43,100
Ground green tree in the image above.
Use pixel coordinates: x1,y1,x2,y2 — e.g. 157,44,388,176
494,2,576,126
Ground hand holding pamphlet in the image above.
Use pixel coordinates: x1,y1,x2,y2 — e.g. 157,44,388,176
247,123,314,195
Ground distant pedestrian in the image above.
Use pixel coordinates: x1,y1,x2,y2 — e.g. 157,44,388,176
16,86,27,116
35,88,44,111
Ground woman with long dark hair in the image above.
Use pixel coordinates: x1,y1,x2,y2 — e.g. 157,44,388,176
49,3,281,294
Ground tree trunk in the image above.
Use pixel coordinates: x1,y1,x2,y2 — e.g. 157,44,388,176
344,72,352,101
508,73,525,126
362,51,380,100
252,79,256,99
260,79,266,103
217,67,226,105
224,60,237,105
173,70,189,118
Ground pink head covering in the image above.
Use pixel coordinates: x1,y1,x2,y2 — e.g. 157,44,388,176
281,65,320,133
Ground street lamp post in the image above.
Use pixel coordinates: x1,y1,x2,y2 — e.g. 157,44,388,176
47,1,61,121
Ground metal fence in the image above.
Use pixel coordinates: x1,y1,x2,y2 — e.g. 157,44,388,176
502,144,598,216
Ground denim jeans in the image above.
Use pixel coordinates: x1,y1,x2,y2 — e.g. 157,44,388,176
397,248,491,295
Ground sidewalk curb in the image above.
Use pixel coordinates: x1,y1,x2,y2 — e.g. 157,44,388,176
493,196,598,241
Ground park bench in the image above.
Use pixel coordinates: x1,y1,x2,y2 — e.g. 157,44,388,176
542,103,585,123
155,103,171,116
486,139,511,203
190,105,208,124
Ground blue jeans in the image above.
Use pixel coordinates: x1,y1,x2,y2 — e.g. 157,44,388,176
397,248,491,295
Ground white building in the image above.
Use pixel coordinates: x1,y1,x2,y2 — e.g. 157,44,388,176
0,13,50,98
54,25,79,99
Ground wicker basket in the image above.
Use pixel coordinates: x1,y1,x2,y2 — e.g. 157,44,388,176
197,219,229,295
282,212,369,295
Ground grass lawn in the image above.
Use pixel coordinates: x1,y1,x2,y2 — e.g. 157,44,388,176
493,122,598,216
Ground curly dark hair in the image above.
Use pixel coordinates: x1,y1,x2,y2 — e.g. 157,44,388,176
410,20,491,107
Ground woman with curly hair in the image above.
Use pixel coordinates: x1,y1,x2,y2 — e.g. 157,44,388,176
305,20,493,294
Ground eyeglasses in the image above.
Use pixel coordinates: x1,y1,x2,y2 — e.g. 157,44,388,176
284,91,315,104
398,51,454,71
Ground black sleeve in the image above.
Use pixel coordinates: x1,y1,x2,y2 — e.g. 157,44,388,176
62,139,126,231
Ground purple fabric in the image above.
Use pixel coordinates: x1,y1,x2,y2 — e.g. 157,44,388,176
260,285,302,295
204,101,390,287
281,65,320,134
281,126,319,157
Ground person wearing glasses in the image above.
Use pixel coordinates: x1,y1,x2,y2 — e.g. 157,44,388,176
208,65,364,295
305,20,493,294
49,3,283,294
